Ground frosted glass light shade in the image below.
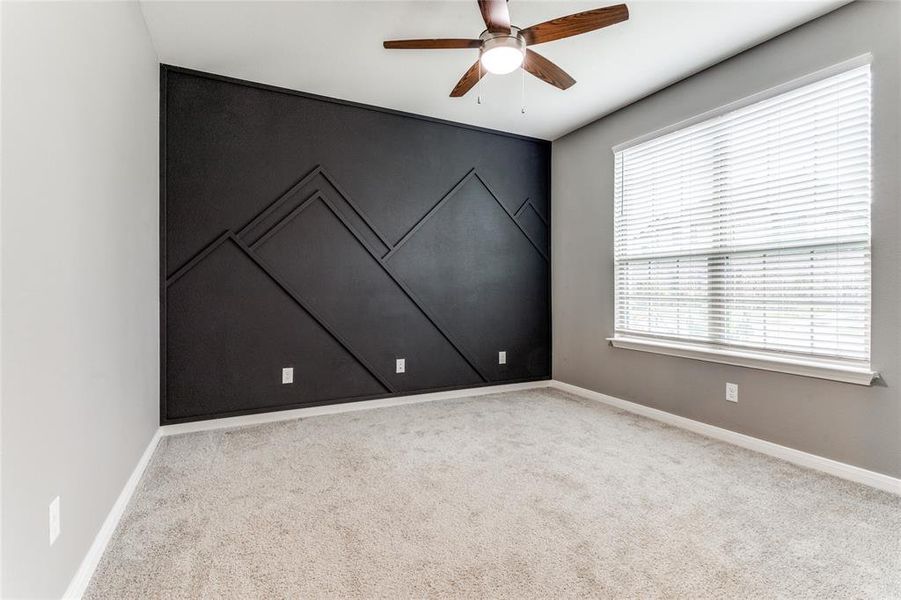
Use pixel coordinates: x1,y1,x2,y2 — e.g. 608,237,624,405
480,46,524,75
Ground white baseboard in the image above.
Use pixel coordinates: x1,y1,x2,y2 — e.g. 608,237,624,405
62,427,163,599
161,380,552,436
550,380,901,496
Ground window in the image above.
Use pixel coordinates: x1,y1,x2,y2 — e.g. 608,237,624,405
611,60,874,384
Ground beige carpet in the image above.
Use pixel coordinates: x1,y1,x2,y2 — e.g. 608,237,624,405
85,388,901,599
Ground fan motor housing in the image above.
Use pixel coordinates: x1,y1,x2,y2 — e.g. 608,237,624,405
479,27,526,55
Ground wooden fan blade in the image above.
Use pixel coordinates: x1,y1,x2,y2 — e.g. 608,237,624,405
521,4,628,45
450,61,485,97
478,0,511,33
383,39,481,50
523,49,576,90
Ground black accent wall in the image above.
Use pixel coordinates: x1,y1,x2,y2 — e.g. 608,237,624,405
161,66,551,424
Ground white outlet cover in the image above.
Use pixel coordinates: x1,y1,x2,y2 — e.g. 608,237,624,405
396,358,405,374
498,351,507,365
49,496,60,546
282,367,294,384
726,383,738,402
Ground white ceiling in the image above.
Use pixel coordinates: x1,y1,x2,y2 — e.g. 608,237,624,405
140,0,849,140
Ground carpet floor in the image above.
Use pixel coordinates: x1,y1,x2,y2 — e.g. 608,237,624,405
84,388,901,599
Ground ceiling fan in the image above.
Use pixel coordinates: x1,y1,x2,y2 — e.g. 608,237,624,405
383,1,629,97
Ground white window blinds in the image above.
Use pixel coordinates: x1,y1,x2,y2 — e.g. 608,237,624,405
613,62,872,381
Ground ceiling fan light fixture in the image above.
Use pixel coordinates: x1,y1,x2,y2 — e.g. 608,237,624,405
383,3,630,96
480,33,525,75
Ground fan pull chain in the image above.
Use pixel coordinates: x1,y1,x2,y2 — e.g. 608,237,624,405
520,65,526,114
477,57,483,105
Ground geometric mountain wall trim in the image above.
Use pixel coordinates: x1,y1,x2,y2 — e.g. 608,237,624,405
166,164,545,388
165,236,387,419
162,65,551,423
386,174,550,382
514,201,549,258
253,196,484,392
238,165,392,259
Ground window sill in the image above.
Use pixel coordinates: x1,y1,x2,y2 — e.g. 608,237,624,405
607,336,878,386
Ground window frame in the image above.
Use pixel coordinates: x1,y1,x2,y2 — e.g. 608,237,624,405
607,55,877,386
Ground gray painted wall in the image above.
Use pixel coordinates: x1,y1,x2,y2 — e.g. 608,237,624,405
552,1,901,478
1,2,159,597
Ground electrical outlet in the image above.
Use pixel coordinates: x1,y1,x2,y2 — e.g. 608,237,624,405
396,358,405,374
49,496,60,546
282,367,294,384
498,351,507,365
726,383,738,403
